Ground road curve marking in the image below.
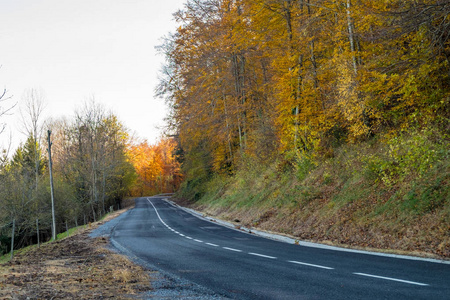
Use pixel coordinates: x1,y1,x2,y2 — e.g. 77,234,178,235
353,272,429,286
249,252,277,259
288,260,334,270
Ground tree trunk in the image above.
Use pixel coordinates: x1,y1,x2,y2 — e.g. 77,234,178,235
10,219,15,261
36,219,40,248
346,0,358,75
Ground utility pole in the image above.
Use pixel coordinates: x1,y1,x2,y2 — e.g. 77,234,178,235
47,130,56,241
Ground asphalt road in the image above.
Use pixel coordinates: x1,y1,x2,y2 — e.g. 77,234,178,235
110,196,450,299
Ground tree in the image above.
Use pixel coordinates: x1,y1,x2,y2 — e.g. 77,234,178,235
51,101,136,221
0,137,47,250
20,88,46,190
0,84,15,166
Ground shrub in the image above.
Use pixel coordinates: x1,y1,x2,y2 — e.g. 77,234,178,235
363,129,449,187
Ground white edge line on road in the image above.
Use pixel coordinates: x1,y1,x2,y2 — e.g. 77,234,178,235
206,243,219,247
288,260,334,270
249,252,277,259
162,199,450,265
223,247,242,252
353,273,429,286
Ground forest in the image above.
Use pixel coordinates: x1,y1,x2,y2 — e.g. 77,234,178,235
158,0,448,178
0,94,181,256
157,0,449,256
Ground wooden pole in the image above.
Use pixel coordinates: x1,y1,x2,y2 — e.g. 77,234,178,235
36,219,40,248
48,130,56,241
10,219,15,261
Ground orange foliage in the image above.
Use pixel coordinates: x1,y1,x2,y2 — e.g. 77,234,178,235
128,138,182,196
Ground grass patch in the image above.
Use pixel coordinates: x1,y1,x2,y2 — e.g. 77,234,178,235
0,242,39,265
56,225,85,240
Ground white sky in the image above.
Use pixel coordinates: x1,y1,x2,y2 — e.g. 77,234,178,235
0,0,185,151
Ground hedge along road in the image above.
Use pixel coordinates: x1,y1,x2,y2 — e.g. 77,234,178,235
108,196,450,299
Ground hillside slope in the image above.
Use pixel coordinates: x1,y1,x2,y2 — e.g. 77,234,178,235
177,130,450,259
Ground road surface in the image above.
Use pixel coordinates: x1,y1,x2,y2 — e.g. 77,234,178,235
110,196,450,299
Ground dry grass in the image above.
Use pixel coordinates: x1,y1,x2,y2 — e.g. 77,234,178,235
0,208,152,299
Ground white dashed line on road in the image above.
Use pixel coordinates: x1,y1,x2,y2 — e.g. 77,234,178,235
206,243,219,247
288,260,334,270
194,239,203,243
353,273,429,286
249,252,277,259
223,247,242,252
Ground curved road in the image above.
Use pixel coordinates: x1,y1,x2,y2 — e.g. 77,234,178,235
110,196,450,299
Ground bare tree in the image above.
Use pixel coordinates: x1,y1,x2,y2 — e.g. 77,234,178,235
0,79,15,200
0,85,15,161
20,88,46,190
0,88,14,136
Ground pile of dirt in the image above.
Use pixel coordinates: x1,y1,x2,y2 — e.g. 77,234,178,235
0,211,151,299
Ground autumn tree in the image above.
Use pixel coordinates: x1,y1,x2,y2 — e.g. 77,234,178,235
128,138,182,196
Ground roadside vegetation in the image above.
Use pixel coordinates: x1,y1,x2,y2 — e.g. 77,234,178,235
158,1,450,259
180,128,449,258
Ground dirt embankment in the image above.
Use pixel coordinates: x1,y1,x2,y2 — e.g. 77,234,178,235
0,210,151,299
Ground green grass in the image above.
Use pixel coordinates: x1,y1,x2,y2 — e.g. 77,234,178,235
56,225,84,240
0,242,38,265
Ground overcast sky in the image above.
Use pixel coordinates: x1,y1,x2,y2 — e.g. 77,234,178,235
0,0,185,151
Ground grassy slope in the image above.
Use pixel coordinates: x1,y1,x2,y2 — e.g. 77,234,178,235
178,130,450,259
